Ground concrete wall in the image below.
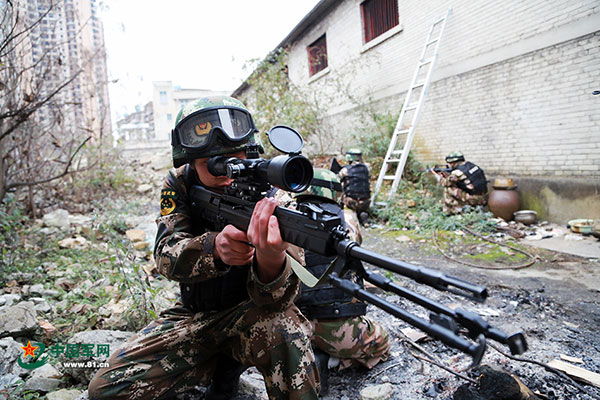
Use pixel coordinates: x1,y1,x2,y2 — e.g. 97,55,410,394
267,0,600,223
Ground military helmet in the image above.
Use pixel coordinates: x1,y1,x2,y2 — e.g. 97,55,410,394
294,168,343,204
345,148,363,162
445,151,465,163
171,96,259,168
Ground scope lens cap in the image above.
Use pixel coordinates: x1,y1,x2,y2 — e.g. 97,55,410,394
267,125,304,154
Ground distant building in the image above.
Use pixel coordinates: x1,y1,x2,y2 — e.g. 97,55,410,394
152,81,230,141
115,102,154,142
12,0,112,142
234,0,600,222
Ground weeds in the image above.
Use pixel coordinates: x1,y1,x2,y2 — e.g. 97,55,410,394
0,198,29,278
0,194,160,337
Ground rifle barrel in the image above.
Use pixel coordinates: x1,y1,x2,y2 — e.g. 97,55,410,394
338,240,488,301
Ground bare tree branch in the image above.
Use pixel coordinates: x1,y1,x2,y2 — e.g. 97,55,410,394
0,0,111,204
0,70,82,140
6,136,91,189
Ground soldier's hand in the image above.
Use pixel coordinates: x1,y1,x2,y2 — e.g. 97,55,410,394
247,197,288,282
214,225,255,266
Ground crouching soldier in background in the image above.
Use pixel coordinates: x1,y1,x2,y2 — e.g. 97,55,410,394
292,168,391,394
430,152,488,215
338,148,372,225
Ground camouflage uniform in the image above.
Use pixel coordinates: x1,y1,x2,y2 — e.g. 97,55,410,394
439,162,487,215
310,316,390,370
88,165,319,400
343,208,362,246
294,168,390,372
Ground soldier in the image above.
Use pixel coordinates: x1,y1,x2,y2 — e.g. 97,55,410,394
293,169,391,393
88,96,319,400
430,151,488,215
337,148,371,225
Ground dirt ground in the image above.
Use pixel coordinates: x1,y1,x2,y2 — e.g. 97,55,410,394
313,227,600,400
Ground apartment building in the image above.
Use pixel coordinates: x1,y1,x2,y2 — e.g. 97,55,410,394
115,102,154,143
15,0,111,142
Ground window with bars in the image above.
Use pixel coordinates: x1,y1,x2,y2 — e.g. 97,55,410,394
361,0,399,43
307,34,328,76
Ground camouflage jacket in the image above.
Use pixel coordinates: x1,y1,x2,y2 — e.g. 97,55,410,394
154,165,301,311
439,161,487,195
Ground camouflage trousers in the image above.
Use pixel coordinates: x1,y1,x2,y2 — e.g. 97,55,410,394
88,301,319,400
341,195,370,214
443,187,487,215
310,316,390,370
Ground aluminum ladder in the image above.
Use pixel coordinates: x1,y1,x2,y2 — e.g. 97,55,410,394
371,8,451,207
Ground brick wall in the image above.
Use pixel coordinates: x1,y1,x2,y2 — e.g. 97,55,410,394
416,32,600,177
282,0,600,180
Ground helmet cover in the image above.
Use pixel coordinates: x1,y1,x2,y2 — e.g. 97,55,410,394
445,151,465,163
172,96,257,167
294,168,342,204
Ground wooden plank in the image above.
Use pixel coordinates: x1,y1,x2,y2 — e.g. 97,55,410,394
560,354,584,364
547,359,600,388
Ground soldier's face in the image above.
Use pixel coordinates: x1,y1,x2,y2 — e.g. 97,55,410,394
193,150,246,189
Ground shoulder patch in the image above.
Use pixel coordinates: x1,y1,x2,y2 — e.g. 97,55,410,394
160,189,177,216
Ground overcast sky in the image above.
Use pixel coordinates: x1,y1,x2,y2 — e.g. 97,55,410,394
100,0,320,120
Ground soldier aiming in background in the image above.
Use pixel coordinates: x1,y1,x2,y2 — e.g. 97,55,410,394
430,151,488,215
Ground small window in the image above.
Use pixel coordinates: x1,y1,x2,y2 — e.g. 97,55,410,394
307,34,328,76
166,113,172,121
361,0,399,43
159,91,167,105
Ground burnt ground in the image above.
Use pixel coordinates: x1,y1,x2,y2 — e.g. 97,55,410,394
316,227,600,400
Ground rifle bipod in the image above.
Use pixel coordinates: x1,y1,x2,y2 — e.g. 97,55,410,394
324,249,527,367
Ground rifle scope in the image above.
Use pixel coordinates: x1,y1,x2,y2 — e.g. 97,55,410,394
207,155,314,193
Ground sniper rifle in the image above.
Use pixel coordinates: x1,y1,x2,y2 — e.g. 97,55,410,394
189,126,527,366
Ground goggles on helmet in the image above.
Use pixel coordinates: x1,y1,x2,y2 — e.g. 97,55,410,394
173,106,257,151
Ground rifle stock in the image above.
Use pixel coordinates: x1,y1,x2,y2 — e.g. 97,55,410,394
189,183,528,365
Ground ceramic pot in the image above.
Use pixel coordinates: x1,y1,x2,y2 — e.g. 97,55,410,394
513,210,537,225
488,188,520,221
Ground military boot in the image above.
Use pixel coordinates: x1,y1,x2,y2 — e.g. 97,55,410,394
205,355,246,400
313,349,330,395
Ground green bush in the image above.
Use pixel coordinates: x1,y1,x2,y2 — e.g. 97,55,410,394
372,171,495,234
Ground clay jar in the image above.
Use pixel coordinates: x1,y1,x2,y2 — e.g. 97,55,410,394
488,178,520,221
